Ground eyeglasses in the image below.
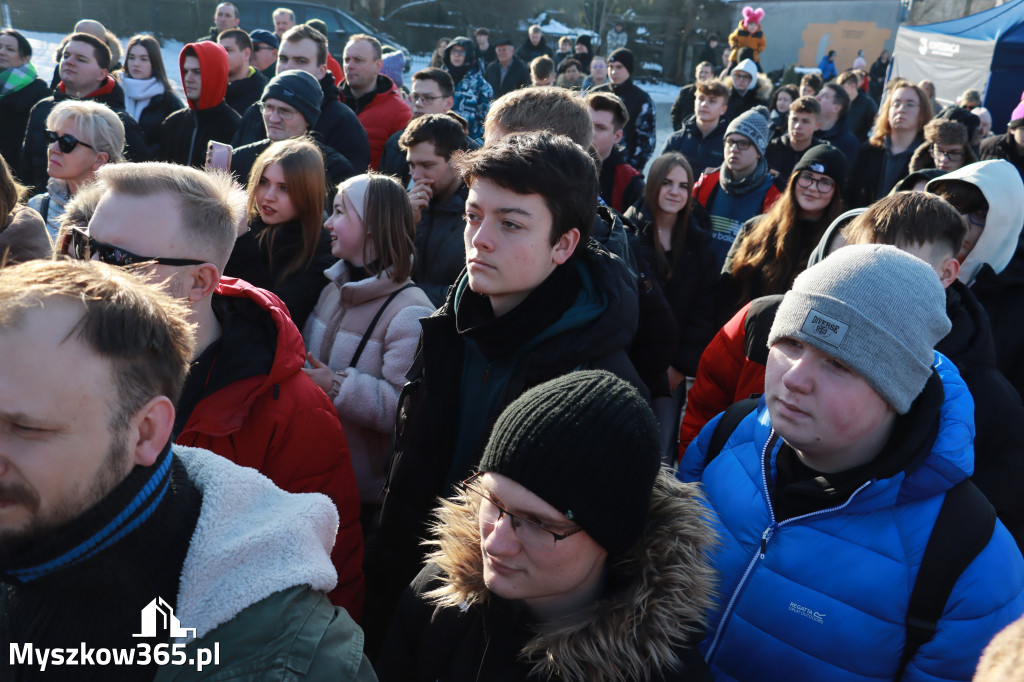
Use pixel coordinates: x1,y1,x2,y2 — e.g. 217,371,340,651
259,102,298,120
461,473,584,549
725,137,753,151
70,228,207,268
733,72,752,81
253,45,275,52
46,131,96,154
411,92,442,104
932,145,964,162
956,209,987,228
795,171,835,193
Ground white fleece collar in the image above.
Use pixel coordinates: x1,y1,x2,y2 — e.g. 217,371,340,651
172,446,339,641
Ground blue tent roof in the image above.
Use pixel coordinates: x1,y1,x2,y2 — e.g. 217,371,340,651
902,0,1024,131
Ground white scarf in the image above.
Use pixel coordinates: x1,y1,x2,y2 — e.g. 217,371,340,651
119,75,165,121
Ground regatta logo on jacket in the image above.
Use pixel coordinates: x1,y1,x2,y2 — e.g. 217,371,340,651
788,601,826,624
803,308,848,347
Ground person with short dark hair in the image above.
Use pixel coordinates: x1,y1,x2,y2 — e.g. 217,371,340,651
20,32,148,195
380,67,455,186
587,91,644,212
399,113,472,306
555,57,584,89
671,60,716,131
0,29,49,168
473,27,496,66
378,370,716,681
484,36,530,99
909,118,977,174
815,82,859,161
662,78,730,175
767,83,798,137
681,243,1024,681
818,49,837,81
837,70,877,142
764,95,822,190
529,55,555,86
0,258,375,680
364,132,649,654
219,28,268,115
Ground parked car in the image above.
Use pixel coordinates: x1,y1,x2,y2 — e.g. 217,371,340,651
236,0,411,68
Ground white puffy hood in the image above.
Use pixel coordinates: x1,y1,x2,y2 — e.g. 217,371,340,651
927,159,1024,285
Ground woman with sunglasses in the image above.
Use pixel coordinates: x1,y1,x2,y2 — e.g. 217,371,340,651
116,34,182,158
224,137,334,329
27,100,124,240
377,370,716,682
720,144,847,321
623,152,719,460
301,173,434,529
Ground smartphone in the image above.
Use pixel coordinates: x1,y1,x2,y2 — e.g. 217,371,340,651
206,141,232,171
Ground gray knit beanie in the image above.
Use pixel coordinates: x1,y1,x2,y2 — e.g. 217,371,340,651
767,244,951,414
478,370,661,556
262,70,323,127
726,105,770,156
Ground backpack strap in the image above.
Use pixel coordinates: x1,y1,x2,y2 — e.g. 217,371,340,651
704,396,761,467
348,283,415,369
898,479,997,678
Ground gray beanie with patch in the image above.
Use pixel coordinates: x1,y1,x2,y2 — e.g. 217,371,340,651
726,105,771,156
767,244,951,414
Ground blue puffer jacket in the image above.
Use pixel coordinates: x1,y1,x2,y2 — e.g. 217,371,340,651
680,352,1024,681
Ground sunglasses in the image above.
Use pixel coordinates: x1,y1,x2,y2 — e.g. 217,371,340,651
46,131,96,154
70,228,207,268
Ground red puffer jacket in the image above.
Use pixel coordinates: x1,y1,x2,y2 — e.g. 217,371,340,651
341,74,412,170
175,277,365,619
678,296,781,460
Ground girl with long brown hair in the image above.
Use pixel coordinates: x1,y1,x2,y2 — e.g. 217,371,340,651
224,137,334,328
624,152,719,459
721,144,847,319
116,34,183,156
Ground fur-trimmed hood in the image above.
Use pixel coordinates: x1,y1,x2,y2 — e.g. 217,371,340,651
423,472,719,681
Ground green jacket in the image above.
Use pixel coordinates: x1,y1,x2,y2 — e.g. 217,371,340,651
155,586,376,681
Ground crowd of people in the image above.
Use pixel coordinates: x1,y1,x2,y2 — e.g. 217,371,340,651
2,3,1024,681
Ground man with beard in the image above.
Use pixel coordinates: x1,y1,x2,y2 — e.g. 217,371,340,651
0,258,374,681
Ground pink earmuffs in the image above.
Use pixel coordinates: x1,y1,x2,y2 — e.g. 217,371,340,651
742,6,765,30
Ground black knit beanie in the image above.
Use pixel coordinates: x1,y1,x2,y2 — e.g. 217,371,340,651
261,70,323,127
478,370,661,556
608,48,634,75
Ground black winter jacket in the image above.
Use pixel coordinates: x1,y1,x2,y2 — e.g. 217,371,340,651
971,246,1024,402
363,242,645,654
378,128,410,187
625,202,719,375
845,134,924,208
232,73,370,172
157,100,240,167
0,77,49,168
223,217,336,329
939,279,1024,551
20,79,149,195
484,58,531,100
133,90,185,159
413,183,469,307
980,132,1024,182
224,68,268,116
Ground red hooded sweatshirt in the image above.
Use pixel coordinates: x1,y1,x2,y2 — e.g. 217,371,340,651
180,41,229,110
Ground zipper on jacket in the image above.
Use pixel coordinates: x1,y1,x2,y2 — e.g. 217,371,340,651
705,429,874,665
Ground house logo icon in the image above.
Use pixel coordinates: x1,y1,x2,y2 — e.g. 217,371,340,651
133,597,197,638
